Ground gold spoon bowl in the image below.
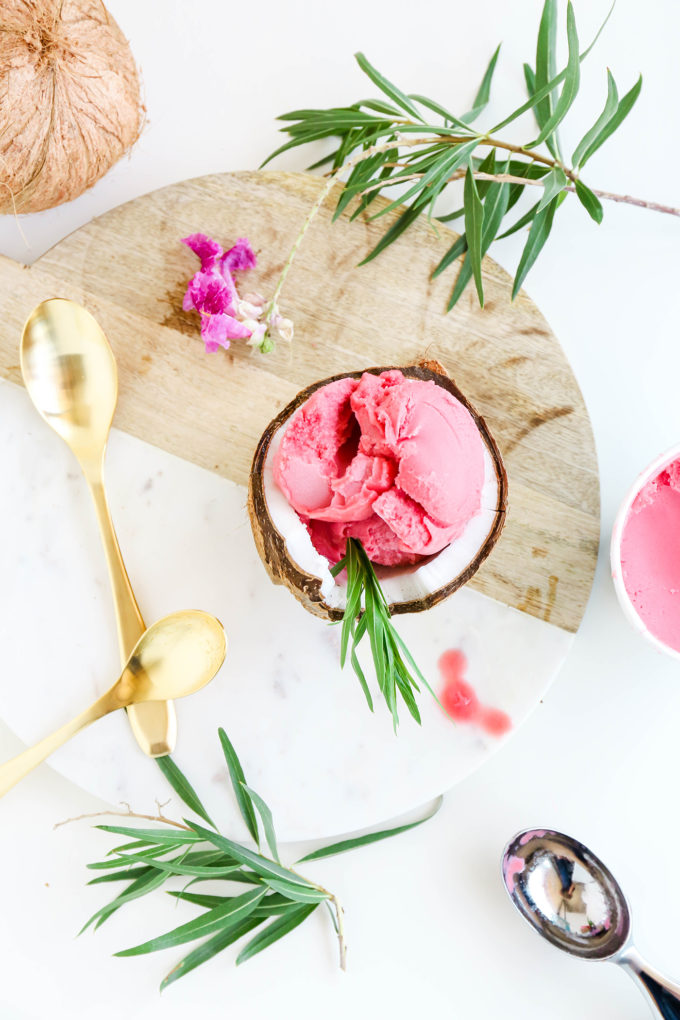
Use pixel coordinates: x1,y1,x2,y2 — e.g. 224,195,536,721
0,611,226,799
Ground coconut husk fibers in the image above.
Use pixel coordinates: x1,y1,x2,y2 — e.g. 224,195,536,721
249,361,508,622
0,0,143,214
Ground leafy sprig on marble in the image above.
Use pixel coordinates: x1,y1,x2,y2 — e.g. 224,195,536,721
261,0,677,323
74,727,438,990
332,537,438,730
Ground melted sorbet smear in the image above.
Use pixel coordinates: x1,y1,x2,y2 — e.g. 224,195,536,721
438,649,511,737
620,457,680,653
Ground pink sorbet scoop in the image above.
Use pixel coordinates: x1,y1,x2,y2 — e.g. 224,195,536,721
620,457,680,653
272,369,486,566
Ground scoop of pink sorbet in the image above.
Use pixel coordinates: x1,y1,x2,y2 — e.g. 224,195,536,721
272,369,486,566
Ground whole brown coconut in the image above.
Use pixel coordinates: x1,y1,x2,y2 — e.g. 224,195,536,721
248,361,508,622
0,0,143,214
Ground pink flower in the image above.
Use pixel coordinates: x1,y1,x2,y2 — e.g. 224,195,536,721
181,232,292,354
181,233,257,352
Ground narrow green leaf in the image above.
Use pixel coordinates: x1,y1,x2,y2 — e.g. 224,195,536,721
354,52,423,121
432,233,467,279
277,107,382,124
576,74,642,168
236,904,318,965
87,866,153,886
497,201,540,240
534,0,560,154
447,168,510,309
480,171,512,251
167,890,232,910
572,68,618,167
299,796,442,862
187,821,315,889
241,784,279,863
87,844,173,870
358,97,401,115
260,132,337,168
394,666,422,724
217,728,260,846
264,878,328,904
80,868,166,934
349,617,372,710
168,891,293,917
358,202,423,265
529,2,580,146
574,179,604,223
156,755,216,829
537,167,568,212
463,166,484,305
96,825,202,846
462,44,501,122
512,192,564,298
108,850,241,879
160,915,263,992
523,62,537,97
435,206,464,223
115,887,267,957
409,93,477,133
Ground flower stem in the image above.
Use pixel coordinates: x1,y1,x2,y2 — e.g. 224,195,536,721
268,174,337,311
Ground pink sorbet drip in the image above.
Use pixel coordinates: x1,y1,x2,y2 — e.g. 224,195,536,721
273,370,486,567
438,649,512,737
620,458,680,653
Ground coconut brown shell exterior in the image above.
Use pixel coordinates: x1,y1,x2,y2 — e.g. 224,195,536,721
248,362,508,622
0,0,143,214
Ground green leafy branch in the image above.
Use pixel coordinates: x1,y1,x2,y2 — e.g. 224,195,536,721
72,727,439,990
261,0,676,319
332,538,437,731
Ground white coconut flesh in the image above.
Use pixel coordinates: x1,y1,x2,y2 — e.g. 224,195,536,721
261,414,503,615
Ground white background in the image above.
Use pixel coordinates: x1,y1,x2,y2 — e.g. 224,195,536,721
1,0,679,1016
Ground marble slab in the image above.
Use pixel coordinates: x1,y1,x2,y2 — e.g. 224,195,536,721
0,378,572,840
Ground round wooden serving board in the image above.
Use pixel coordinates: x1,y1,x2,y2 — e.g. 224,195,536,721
0,170,599,634
0,172,599,839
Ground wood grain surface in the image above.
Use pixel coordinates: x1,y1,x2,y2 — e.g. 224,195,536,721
0,170,599,633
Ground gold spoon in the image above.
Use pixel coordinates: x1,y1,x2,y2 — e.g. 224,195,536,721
0,610,226,799
20,298,177,757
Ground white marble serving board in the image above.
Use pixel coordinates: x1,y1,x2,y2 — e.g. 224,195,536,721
0,379,572,840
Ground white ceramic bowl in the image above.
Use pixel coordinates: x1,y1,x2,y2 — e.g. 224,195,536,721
610,441,680,662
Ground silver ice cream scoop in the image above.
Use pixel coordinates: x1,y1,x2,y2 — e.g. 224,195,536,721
502,828,680,1019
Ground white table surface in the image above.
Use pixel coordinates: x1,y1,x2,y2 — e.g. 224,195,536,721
1,0,679,1016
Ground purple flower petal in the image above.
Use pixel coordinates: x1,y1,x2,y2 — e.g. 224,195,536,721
182,233,223,268
222,238,257,273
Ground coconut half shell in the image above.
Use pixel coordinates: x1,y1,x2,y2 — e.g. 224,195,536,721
248,361,508,621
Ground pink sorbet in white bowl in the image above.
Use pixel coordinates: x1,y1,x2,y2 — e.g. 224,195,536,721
611,443,680,659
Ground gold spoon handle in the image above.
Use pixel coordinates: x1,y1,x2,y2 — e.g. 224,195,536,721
0,691,116,798
88,475,147,654
87,472,177,757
